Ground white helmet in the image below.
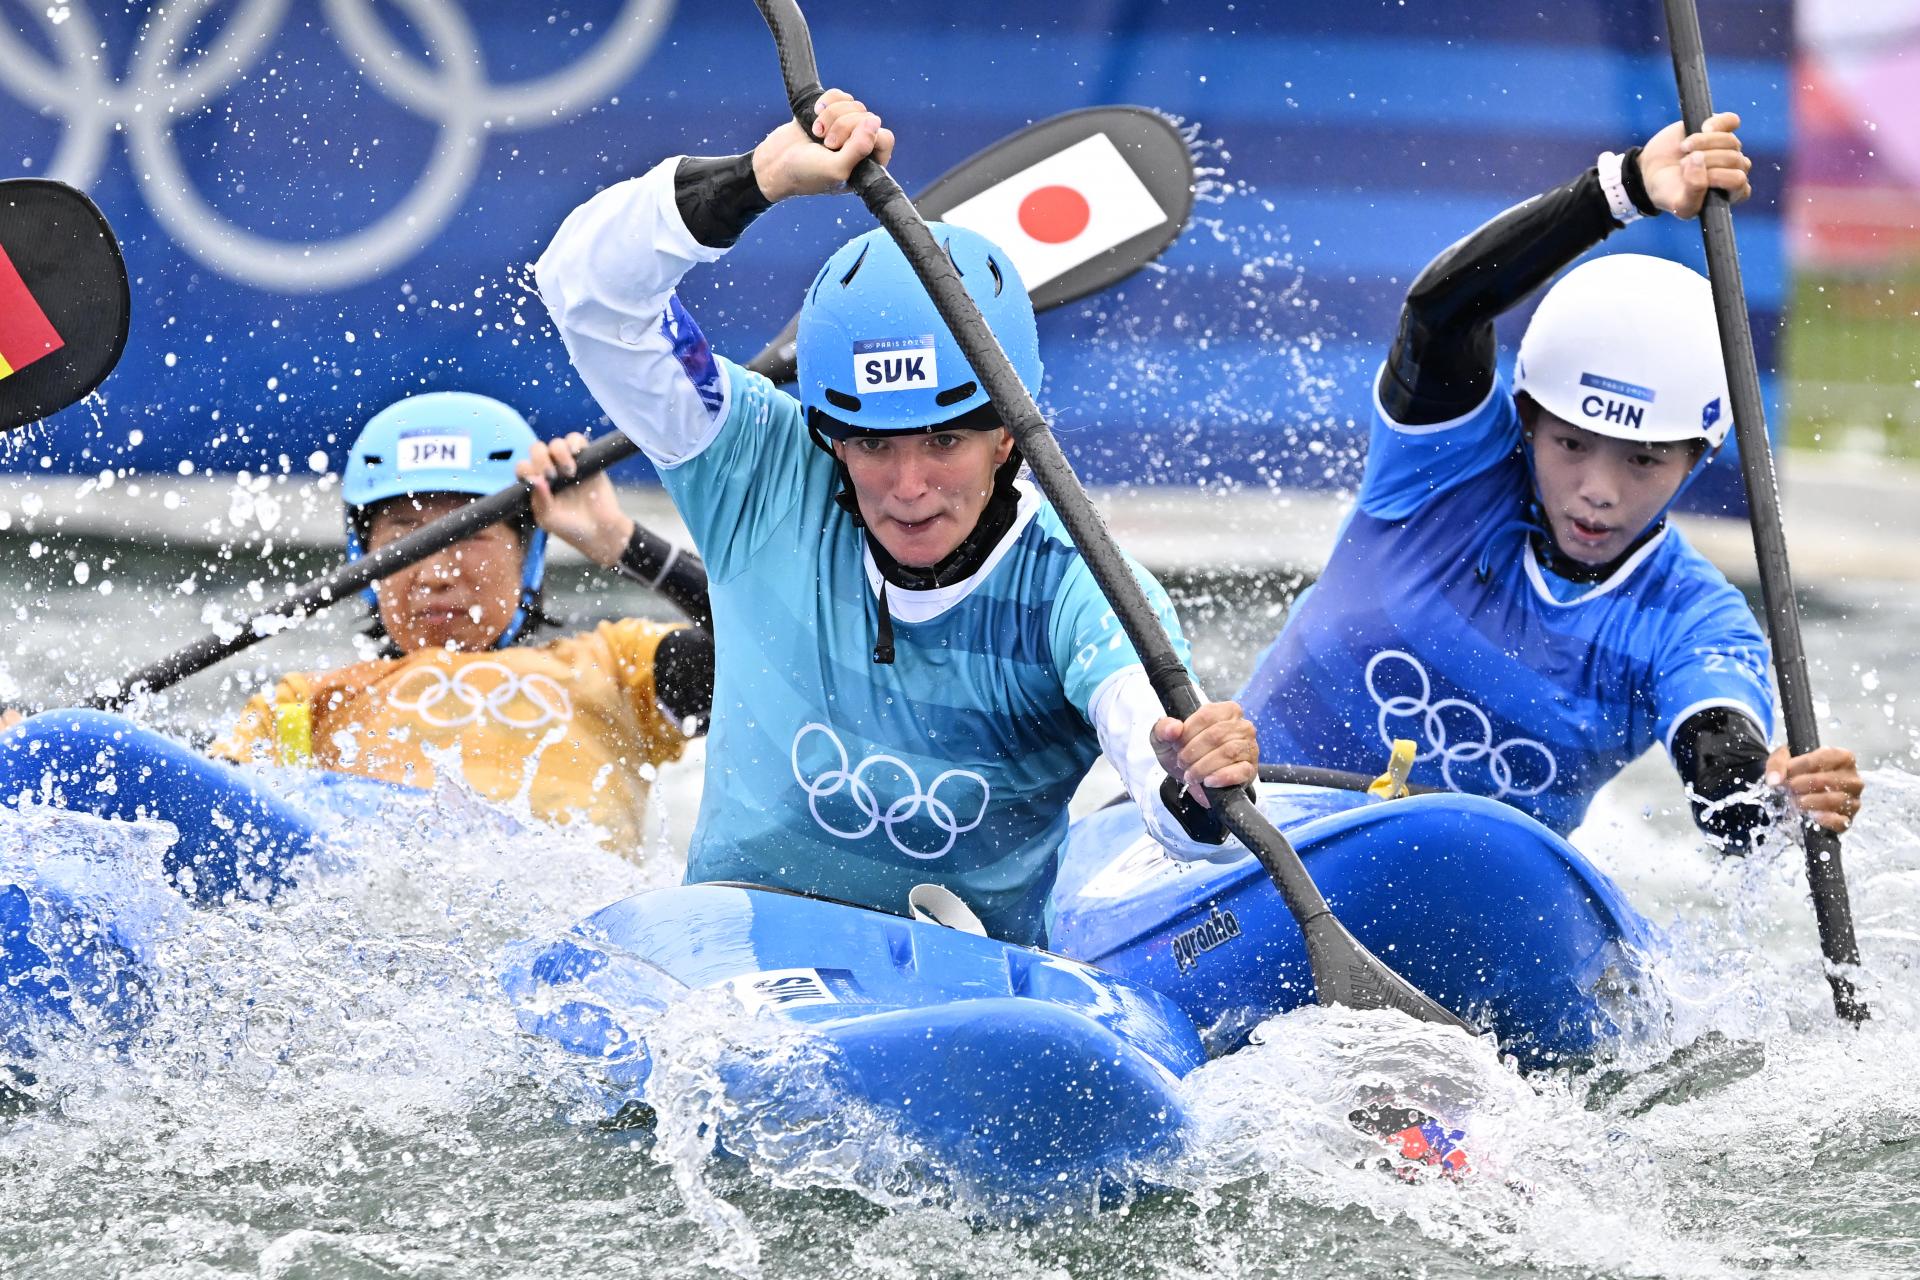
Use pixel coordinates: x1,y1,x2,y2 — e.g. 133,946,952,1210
1514,254,1731,448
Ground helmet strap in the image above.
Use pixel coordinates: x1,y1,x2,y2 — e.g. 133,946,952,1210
872,581,896,665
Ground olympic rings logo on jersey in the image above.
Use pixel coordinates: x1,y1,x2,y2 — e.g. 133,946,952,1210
789,723,991,862
386,661,573,730
0,0,674,291
1363,650,1557,800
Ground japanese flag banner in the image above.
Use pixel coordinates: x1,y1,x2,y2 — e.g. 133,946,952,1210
940,132,1170,293
916,106,1194,312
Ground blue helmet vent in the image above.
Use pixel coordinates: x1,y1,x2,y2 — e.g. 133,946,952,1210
837,242,870,287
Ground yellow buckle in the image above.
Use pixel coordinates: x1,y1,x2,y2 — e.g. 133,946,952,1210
1367,738,1417,800
273,702,314,767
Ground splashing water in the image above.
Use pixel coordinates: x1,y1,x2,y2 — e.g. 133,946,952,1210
0,738,1913,1278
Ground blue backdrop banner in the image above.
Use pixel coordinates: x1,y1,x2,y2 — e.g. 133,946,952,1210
0,0,1789,512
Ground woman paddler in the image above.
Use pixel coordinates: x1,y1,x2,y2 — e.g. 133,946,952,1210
206,391,713,851
0,392,715,899
1238,112,1864,847
534,87,1261,945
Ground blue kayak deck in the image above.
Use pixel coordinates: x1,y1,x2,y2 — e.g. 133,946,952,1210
1050,786,1657,1066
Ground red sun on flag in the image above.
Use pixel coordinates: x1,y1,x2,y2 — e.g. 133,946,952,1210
1018,186,1092,244
943,133,1169,291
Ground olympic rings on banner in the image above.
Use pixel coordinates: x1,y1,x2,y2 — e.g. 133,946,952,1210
790,722,991,862
386,661,573,729
1364,649,1557,800
0,0,674,290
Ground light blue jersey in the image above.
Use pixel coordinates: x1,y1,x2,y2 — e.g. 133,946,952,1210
659,353,1186,945
1239,376,1773,835
535,160,1208,944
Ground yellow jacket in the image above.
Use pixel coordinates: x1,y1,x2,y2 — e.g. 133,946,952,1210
213,620,688,852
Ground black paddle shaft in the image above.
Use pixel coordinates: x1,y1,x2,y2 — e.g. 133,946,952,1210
1663,0,1866,1023
752,0,1468,1030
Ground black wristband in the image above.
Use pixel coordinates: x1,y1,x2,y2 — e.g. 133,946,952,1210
1621,146,1661,219
614,524,713,631
1672,705,1773,853
616,523,676,587
1158,775,1232,846
675,153,773,249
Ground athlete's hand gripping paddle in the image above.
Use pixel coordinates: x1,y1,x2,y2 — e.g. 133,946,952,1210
750,0,1469,1031
93,105,1199,710
1662,0,1868,1024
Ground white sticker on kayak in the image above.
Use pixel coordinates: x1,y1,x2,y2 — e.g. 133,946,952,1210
726,967,842,1013
396,431,471,471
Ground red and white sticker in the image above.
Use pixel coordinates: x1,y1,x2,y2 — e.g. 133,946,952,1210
941,132,1169,290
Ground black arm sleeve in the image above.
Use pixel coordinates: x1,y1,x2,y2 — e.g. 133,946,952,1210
1379,161,1633,425
653,626,715,734
616,524,713,632
1671,705,1774,854
674,153,772,250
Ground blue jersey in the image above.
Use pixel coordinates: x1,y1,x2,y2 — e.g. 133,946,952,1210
659,356,1187,945
1239,377,1773,835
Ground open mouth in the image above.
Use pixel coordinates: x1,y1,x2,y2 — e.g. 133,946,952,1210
1565,516,1615,545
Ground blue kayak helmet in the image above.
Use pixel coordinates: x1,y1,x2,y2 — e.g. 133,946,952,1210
340,391,548,648
797,223,1043,438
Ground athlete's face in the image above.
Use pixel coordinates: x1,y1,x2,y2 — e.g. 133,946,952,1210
1527,411,1699,565
366,493,526,653
834,428,1016,567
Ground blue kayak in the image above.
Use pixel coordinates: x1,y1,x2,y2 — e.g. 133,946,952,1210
1049,787,1659,1069
2,710,1659,1205
499,884,1203,1212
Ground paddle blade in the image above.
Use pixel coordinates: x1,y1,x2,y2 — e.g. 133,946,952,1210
743,105,1194,382
920,105,1194,313
0,180,129,433
1305,916,1476,1032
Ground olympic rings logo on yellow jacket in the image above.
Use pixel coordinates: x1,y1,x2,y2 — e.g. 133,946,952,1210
385,661,574,730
